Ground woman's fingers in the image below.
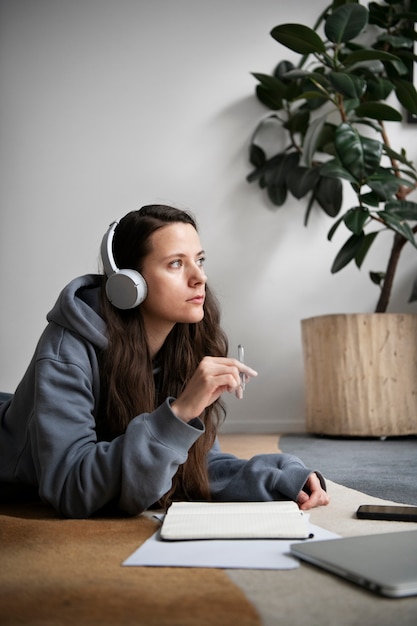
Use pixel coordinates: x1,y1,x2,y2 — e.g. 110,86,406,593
171,357,258,421
297,473,330,510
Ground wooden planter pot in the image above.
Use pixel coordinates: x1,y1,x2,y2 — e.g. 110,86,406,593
301,313,417,437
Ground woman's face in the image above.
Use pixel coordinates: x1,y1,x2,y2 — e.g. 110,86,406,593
139,222,207,337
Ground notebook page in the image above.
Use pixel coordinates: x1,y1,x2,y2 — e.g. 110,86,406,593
160,501,309,540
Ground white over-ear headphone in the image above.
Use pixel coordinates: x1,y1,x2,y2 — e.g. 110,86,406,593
100,220,148,309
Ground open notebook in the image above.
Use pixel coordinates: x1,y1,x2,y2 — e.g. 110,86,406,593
160,500,310,541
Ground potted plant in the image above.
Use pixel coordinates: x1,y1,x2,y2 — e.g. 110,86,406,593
247,0,417,436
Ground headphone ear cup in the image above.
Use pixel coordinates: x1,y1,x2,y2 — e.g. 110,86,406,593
105,269,148,310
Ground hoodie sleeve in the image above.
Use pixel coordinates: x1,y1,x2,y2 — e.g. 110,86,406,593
207,439,326,503
31,333,204,518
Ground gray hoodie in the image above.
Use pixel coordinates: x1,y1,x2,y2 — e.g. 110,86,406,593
0,275,324,518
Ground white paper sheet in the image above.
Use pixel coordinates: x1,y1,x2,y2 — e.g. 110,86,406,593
122,522,339,570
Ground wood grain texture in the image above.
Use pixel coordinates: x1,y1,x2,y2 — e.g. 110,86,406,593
302,314,417,436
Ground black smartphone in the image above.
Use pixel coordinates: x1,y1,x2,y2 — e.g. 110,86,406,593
356,504,417,522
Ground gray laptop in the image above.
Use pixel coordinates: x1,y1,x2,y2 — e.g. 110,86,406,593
290,530,417,598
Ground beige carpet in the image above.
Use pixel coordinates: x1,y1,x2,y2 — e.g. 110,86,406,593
0,499,261,626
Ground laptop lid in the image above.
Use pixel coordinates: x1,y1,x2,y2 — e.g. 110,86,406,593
290,530,417,598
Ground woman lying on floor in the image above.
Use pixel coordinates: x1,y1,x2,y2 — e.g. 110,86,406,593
0,204,329,518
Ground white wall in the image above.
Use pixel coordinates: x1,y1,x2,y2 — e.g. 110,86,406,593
1,0,417,433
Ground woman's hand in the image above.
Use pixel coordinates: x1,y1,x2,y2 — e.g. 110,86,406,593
171,356,258,422
297,472,330,510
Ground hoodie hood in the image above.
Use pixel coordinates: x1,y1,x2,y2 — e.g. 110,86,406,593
47,274,108,351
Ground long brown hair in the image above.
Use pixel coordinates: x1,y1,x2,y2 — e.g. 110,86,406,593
99,205,228,508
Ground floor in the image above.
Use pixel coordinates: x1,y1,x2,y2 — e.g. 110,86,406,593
218,433,281,457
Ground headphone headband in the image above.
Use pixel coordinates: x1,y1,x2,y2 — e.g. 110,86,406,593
100,220,119,277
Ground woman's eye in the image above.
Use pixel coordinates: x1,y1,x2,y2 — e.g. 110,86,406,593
169,257,205,269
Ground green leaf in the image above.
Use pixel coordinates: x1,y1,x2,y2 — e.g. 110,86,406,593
252,73,287,109
274,60,296,81
271,23,326,55
328,72,366,99
324,4,368,44
282,80,303,103
377,34,415,49
370,270,386,286
377,211,417,247
366,168,414,200
384,200,417,221
348,59,385,75
331,232,366,273
263,154,288,187
301,76,331,109
255,85,283,110
359,190,381,207
295,90,329,102
263,152,299,206
394,79,417,115
247,153,284,183
267,184,287,206
281,69,311,80
252,72,286,93
343,97,361,114
286,166,320,199
355,101,403,121
263,152,300,206
368,1,394,28
364,76,394,101
249,143,265,168
316,122,337,155
366,178,400,202
320,157,358,183
285,109,310,135
302,114,328,166
327,214,345,241
356,232,379,268
314,176,343,217
334,123,383,181
303,193,316,227
396,167,417,183
343,49,402,66
383,144,415,169
344,207,369,235
387,60,409,79
305,72,332,90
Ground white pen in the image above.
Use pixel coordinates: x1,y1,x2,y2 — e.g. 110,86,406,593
238,344,245,391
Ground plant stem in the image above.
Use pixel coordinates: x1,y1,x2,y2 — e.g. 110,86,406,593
375,233,407,312
376,225,417,312
374,120,417,311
